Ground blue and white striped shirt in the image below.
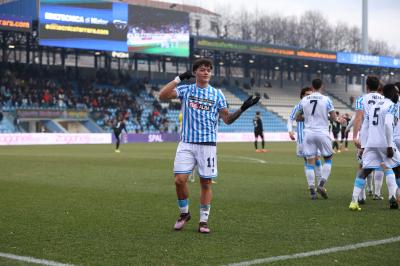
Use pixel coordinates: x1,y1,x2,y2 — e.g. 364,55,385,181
355,96,364,111
176,83,228,143
289,102,304,144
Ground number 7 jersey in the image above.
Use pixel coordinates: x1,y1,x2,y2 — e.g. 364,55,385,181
299,92,334,134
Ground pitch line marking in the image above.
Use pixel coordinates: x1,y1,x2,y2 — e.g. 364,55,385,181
0,252,75,266
225,235,400,266
222,155,267,164
236,156,266,164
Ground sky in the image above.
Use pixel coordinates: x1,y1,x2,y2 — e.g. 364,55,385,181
159,0,400,52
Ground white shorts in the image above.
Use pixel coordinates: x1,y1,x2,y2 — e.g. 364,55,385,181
173,142,217,179
303,132,333,159
297,143,321,158
362,147,400,169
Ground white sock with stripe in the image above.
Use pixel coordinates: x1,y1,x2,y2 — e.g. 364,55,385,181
352,177,366,202
200,204,210,223
374,169,384,196
305,164,315,188
385,169,398,198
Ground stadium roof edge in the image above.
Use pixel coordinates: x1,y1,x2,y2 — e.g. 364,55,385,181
194,35,336,55
114,0,219,16
193,36,400,68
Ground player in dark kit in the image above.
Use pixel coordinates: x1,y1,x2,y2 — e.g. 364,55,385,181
339,113,351,152
113,118,127,153
253,111,266,152
330,111,341,153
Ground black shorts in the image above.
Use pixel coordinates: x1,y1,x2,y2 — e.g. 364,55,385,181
254,131,264,138
332,131,339,139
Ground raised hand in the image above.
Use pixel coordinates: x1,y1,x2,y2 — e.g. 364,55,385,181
240,96,260,112
178,71,195,81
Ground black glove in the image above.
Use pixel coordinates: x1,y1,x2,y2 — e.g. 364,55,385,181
387,147,394,158
240,96,260,112
178,71,195,81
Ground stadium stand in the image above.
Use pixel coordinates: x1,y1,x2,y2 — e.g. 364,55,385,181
243,81,355,122
1,62,360,134
325,83,362,108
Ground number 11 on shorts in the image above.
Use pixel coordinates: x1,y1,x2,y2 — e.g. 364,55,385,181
207,157,215,168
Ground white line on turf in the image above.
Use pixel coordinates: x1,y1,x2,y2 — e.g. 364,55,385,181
235,156,266,164
221,155,267,164
225,235,400,266
0,252,75,266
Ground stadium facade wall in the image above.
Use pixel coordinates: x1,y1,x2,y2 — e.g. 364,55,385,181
0,132,352,145
0,133,111,145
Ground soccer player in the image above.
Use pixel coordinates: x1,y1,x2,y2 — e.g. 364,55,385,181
330,111,341,153
352,76,385,202
288,87,324,199
339,113,351,152
159,58,259,233
113,117,127,153
353,76,383,149
349,84,400,211
296,79,341,200
253,111,266,152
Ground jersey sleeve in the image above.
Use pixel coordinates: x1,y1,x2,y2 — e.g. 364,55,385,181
326,97,334,112
289,103,299,120
355,96,364,111
175,84,189,100
388,104,398,118
217,89,228,110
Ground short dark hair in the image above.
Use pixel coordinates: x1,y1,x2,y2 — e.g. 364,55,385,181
366,76,380,91
312,79,322,90
192,58,213,72
300,87,312,99
383,84,397,102
256,111,260,115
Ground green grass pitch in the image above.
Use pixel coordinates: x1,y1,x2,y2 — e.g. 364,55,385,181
0,142,399,265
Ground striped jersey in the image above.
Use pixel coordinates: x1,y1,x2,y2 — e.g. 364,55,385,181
365,98,398,148
289,102,304,144
355,92,384,147
176,83,228,143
